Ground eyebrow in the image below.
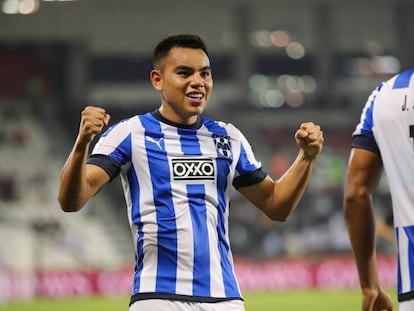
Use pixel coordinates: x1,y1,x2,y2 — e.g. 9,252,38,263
174,65,211,72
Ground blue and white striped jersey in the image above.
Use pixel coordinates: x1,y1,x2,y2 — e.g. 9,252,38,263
352,69,414,302
87,110,266,304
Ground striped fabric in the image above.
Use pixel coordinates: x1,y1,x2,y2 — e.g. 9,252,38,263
89,111,263,303
353,69,414,302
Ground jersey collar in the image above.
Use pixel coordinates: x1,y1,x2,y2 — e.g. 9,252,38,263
152,109,203,129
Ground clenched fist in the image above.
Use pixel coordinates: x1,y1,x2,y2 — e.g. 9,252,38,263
78,106,111,145
295,122,324,159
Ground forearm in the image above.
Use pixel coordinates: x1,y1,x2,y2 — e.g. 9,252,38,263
270,149,316,220
344,193,378,288
58,138,93,212
233,122,322,222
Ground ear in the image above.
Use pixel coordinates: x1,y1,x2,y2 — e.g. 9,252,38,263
150,69,163,91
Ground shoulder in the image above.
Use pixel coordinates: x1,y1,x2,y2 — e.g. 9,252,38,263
370,69,414,109
364,69,414,109
386,68,414,90
202,116,243,136
374,69,414,99
100,114,142,138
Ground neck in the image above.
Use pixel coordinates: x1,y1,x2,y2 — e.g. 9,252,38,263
158,106,198,126
154,109,202,129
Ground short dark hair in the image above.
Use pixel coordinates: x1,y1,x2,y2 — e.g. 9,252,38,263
153,34,209,69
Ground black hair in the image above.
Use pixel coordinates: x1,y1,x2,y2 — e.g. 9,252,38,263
152,34,209,69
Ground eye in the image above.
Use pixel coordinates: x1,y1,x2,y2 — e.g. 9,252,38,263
177,69,191,77
201,71,211,78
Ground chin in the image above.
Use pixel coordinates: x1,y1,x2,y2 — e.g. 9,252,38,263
189,103,205,113
194,106,206,115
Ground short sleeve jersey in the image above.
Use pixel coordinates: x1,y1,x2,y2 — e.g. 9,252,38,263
87,110,266,304
352,69,414,301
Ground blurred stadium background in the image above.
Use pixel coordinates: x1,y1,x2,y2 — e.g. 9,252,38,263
0,0,410,307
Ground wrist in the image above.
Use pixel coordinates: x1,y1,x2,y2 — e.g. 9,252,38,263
75,135,92,151
299,149,318,162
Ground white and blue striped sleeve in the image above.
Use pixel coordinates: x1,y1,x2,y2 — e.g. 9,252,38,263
87,118,132,180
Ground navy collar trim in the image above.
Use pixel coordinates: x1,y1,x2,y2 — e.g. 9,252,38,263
152,109,202,129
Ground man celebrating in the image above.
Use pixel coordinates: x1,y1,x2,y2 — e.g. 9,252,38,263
58,34,324,311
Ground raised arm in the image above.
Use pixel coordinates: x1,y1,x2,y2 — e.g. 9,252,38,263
239,122,323,221
58,106,111,212
343,147,394,311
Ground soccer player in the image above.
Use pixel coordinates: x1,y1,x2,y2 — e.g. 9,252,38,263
58,34,324,311
344,69,414,311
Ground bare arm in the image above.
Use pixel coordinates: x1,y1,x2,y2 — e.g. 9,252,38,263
58,106,111,212
343,147,394,311
239,122,323,221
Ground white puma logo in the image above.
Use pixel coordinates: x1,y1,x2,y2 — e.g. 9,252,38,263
145,136,164,150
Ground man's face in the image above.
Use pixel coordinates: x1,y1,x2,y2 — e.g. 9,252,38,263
151,47,213,125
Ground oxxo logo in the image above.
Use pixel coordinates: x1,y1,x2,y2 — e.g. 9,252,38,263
171,158,215,181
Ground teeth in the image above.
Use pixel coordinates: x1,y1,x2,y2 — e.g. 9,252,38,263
188,94,203,99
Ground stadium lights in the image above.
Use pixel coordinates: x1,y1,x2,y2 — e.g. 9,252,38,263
2,0,38,14
2,0,75,14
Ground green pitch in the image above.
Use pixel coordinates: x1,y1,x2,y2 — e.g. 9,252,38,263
244,289,398,310
2,289,398,311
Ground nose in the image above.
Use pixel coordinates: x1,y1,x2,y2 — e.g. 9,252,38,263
190,73,205,88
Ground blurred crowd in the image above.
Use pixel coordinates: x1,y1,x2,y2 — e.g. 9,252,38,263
0,100,396,275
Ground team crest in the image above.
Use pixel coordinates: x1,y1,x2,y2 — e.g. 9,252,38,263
213,134,232,158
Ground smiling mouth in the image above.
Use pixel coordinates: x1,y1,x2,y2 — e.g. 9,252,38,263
187,93,204,100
